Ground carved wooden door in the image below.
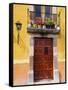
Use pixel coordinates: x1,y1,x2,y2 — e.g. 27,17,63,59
34,38,53,82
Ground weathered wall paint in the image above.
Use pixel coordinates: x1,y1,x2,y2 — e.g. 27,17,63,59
13,5,65,62
13,5,30,62
57,7,65,61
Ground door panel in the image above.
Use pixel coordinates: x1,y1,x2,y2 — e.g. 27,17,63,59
34,38,53,82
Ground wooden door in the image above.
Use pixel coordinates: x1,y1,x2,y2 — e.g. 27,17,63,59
34,38,53,82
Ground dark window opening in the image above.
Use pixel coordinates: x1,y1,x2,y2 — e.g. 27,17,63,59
34,5,41,17
45,6,50,17
44,47,48,55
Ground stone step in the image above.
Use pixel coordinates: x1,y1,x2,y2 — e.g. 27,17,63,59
27,69,59,84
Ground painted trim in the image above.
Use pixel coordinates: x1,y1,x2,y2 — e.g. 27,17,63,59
28,5,34,11
14,60,29,64
52,7,57,14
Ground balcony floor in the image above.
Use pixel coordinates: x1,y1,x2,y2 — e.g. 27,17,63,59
27,27,60,34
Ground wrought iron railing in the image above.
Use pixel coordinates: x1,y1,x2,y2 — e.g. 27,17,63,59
27,11,60,34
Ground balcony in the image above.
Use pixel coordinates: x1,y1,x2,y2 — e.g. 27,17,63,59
27,11,60,35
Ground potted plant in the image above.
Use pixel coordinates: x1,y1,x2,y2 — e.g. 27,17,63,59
46,18,55,29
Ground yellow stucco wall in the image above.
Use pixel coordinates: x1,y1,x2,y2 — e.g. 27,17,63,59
57,7,65,61
13,4,65,62
13,4,30,62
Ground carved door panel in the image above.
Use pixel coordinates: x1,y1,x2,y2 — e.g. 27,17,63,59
34,38,53,82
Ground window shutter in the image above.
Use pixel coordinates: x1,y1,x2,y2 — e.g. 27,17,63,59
35,5,41,17
45,6,50,17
